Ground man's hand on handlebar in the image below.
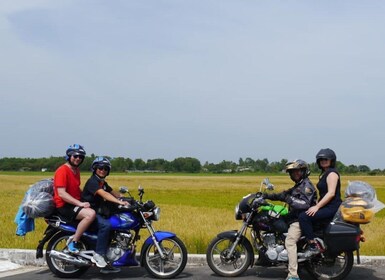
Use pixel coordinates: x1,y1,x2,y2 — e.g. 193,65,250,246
119,200,130,207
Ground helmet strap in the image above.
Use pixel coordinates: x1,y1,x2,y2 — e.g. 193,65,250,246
94,173,106,180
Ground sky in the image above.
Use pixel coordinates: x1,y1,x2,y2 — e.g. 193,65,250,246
1,0,385,169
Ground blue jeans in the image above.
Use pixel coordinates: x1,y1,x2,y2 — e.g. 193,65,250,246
95,214,111,255
298,206,339,241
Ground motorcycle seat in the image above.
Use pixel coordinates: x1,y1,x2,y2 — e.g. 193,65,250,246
45,210,79,227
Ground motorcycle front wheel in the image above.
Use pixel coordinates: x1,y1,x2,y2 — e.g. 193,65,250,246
305,250,354,280
206,236,253,277
142,236,188,279
46,232,90,278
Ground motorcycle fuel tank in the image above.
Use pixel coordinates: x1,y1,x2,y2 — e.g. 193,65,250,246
109,212,140,229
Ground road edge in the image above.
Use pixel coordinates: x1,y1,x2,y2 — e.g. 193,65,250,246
1,248,384,268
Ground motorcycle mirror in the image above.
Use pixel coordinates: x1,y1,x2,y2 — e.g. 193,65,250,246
119,186,128,193
138,185,144,195
261,178,274,191
262,178,270,186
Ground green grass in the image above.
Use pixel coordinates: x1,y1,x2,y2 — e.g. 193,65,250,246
2,173,385,255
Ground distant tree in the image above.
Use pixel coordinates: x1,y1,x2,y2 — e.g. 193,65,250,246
214,160,237,173
44,156,63,171
369,169,383,175
358,165,370,173
0,156,379,174
309,162,319,174
269,159,288,173
336,161,346,172
202,162,218,173
80,156,93,172
125,158,134,170
171,157,201,173
244,157,255,166
255,158,269,172
134,158,146,170
112,157,129,172
0,157,29,171
346,164,359,174
147,158,170,171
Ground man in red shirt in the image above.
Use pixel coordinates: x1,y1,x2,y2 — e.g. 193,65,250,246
53,144,96,253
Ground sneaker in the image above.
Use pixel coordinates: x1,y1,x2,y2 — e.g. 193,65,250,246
67,241,80,254
304,242,321,258
100,266,121,274
286,277,301,280
91,253,107,268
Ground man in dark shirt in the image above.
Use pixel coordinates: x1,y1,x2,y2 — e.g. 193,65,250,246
82,157,128,273
264,159,317,280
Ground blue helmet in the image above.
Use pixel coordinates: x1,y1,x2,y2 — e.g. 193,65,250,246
91,156,111,176
65,144,86,161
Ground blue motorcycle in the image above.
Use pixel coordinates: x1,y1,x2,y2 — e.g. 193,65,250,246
36,186,188,278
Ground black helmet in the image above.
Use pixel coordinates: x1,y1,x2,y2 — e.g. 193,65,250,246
65,144,86,161
91,156,111,176
316,148,337,169
285,159,310,182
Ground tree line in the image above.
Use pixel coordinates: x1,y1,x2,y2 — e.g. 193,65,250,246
0,156,383,175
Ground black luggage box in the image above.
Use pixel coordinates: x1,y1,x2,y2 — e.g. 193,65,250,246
324,221,360,254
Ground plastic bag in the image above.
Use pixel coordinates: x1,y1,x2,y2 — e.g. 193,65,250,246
29,178,54,194
344,181,375,201
334,181,385,224
21,178,55,218
22,191,55,218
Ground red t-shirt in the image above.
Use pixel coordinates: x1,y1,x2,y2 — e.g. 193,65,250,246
53,164,81,208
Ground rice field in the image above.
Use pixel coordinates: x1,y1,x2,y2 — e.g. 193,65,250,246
2,173,385,255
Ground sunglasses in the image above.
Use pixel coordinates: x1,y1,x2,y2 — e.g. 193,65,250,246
72,155,85,159
97,166,109,171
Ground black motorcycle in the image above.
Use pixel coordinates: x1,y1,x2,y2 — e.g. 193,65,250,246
206,178,364,280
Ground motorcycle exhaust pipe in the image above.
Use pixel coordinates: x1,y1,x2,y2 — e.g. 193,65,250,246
49,250,91,267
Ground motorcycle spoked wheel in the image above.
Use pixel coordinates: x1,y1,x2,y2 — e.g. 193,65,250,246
143,236,188,279
305,250,354,280
206,236,253,277
46,232,90,278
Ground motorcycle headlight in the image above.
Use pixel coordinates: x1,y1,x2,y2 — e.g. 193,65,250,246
235,205,243,220
153,207,161,221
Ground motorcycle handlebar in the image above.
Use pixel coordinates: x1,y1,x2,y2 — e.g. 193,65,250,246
117,203,138,211
116,199,155,212
251,196,272,209
256,192,263,198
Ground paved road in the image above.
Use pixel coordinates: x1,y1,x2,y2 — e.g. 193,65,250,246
2,264,385,280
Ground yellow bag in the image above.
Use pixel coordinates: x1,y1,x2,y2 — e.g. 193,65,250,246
340,197,374,224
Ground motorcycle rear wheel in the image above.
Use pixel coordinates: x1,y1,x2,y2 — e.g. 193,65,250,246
46,232,90,278
305,250,354,280
142,236,188,279
206,236,253,277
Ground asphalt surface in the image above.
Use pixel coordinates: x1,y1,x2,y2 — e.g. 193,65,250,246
1,249,385,279
2,262,385,280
